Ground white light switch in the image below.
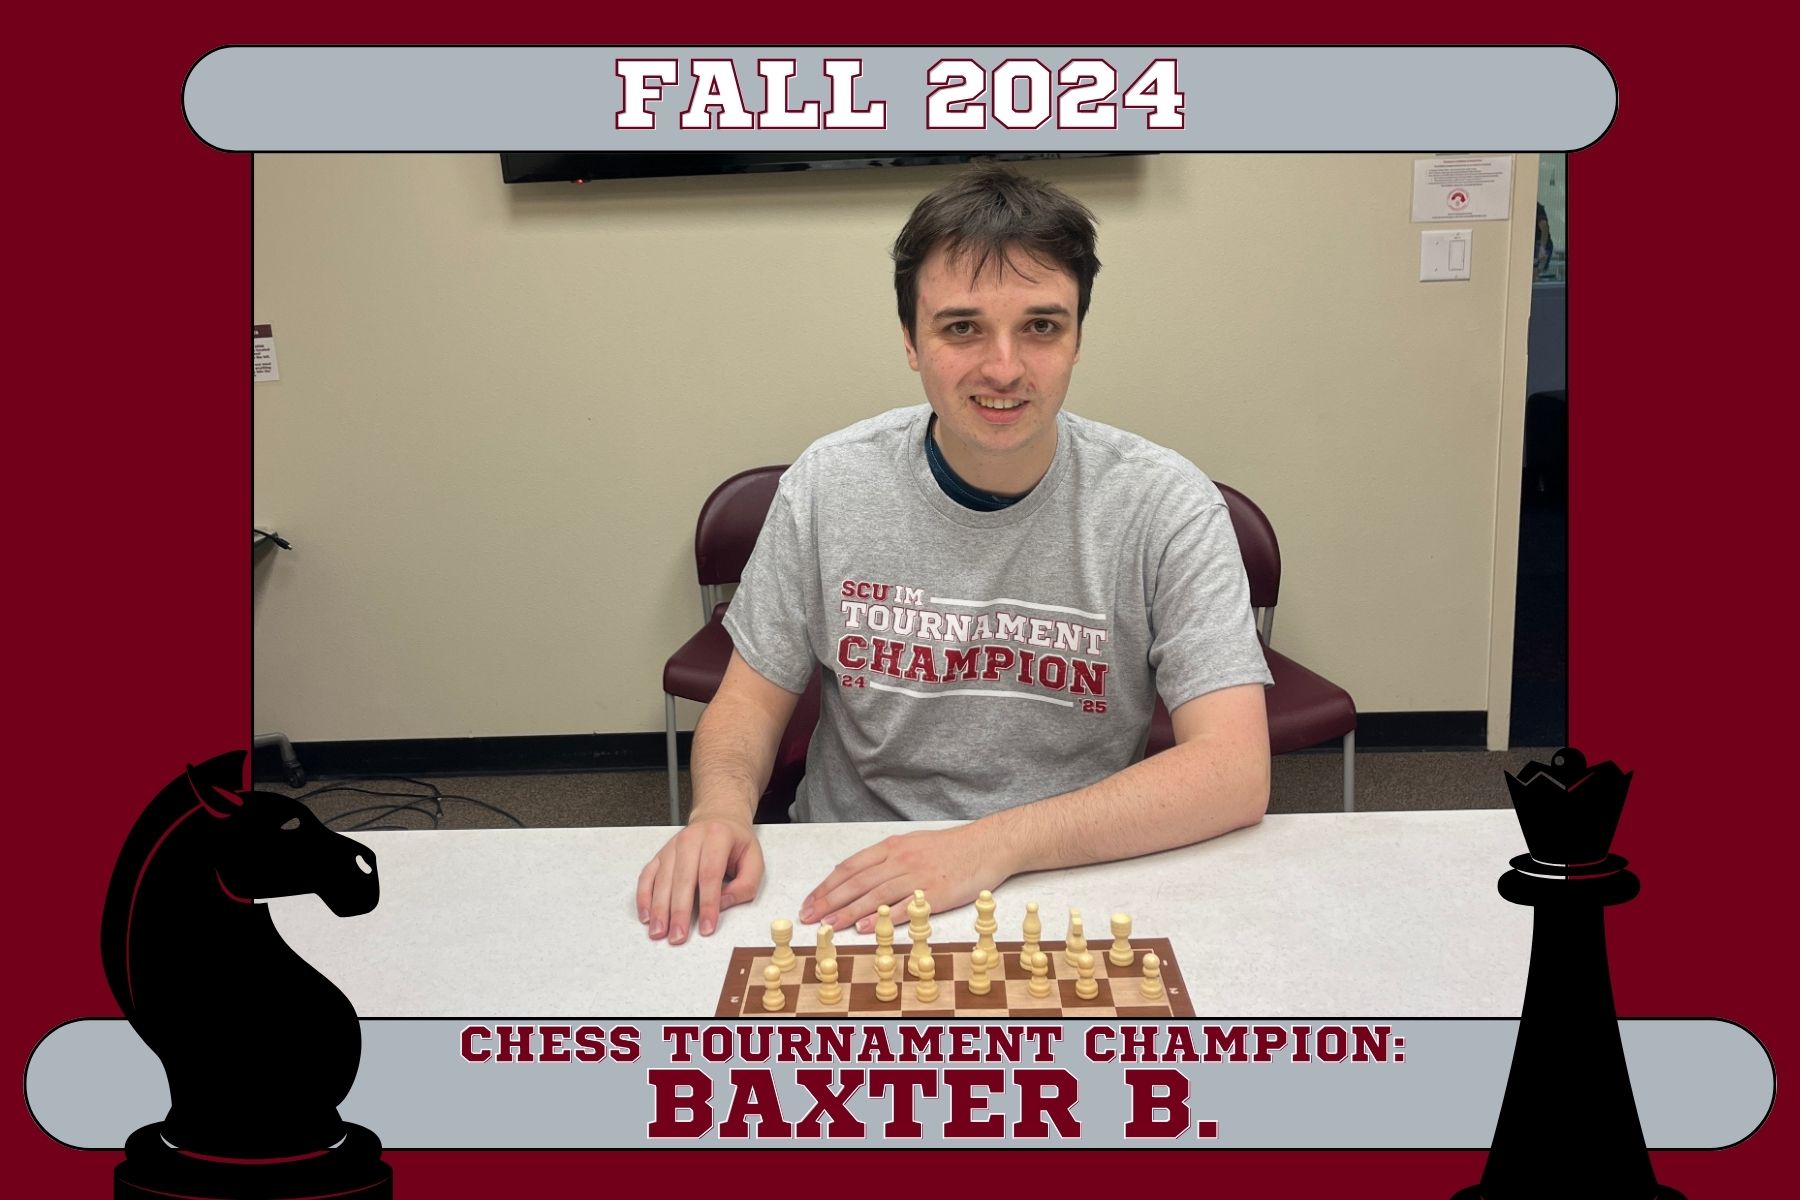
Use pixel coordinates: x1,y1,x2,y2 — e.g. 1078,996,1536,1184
1420,228,1473,282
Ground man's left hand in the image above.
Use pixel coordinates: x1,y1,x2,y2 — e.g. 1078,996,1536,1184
799,823,1018,934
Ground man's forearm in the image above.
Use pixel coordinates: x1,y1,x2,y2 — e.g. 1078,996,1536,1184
688,695,781,823
976,735,1270,876
797,688,1270,936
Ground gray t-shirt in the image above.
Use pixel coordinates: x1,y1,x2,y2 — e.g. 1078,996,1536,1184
724,405,1273,822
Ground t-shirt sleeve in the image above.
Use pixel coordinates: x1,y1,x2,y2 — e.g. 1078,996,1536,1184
720,475,820,695
1147,492,1275,712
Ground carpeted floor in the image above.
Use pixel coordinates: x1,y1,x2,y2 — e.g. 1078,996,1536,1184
269,748,1550,833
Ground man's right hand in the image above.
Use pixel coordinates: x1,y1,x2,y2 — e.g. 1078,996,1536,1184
636,808,765,944
640,649,799,944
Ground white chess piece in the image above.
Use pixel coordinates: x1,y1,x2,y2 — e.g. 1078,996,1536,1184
817,956,842,1005
770,918,797,973
874,905,894,958
916,953,939,1003
908,888,932,932
969,946,993,996
907,890,932,977
762,963,786,1011
975,890,999,962
1028,949,1052,999
1074,950,1099,1000
1022,901,1042,968
1064,910,1087,968
875,952,899,1002
1109,913,1134,968
1140,952,1164,1001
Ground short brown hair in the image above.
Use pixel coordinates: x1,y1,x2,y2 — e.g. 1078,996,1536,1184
891,162,1101,339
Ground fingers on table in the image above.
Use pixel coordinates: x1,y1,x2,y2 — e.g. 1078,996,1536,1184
673,845,705,949
646,851,678,940
635,856,658,926
641,825,765,944
818,865,913,933
839,881,913,934
669,829,726,944
803,842,892,922
723,836,765,911
695,835,731,938
638,829,704,942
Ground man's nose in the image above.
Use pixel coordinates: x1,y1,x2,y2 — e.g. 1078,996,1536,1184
979,334,1024,387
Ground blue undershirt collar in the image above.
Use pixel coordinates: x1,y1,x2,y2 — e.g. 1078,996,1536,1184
925,415,1029,512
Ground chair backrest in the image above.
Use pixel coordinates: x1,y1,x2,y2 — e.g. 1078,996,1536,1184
694,466,787,614
1215,482,1281,636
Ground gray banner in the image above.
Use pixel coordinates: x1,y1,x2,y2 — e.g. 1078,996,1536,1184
183,47,1615,151
28,1018,1770,1149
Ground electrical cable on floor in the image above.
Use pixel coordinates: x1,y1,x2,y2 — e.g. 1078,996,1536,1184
292,777,526,831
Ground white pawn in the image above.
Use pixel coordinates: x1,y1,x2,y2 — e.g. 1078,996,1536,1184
1141,952,1165,1001
1109,913,1135,968
762,963,786,1011
770,918,797,974
874,905,895,958
1027,949,1052,999
916,953,939,1003
875,952,899,1002
969,946,993,996
817,956,843,1005
1074,950,1099,1000
1022,901,1042,969
1064,909,1087,968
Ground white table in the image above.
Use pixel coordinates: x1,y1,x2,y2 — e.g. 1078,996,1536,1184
270,811,1531,1018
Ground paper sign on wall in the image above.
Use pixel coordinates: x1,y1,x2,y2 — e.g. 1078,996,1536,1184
254,324,280,382
1412,156,1513,222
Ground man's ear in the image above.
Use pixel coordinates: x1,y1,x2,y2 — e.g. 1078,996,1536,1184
901,323,920,372
1074,325,1082,366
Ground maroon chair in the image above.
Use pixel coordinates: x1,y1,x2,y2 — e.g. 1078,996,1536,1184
661,466,820,825
1144,483,1358,809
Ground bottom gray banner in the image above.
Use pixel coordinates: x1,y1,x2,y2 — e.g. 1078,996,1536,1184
28,1019,1771,1150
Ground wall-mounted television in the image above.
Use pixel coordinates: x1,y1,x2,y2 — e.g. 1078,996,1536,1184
500,152,1144,184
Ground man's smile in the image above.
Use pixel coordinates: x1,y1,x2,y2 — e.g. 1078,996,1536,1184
970,395,1030,425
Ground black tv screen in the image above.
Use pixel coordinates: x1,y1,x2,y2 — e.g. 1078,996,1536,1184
500,152,1142,184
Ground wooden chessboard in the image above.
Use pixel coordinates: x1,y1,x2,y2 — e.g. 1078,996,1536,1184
716,939,1195,1018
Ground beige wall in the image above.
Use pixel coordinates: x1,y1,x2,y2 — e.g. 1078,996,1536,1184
253,153,1535,746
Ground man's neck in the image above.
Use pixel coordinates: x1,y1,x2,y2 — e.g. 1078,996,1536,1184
928,418,1057,499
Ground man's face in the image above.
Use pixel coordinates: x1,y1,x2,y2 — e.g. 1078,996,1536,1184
902,244,1082,494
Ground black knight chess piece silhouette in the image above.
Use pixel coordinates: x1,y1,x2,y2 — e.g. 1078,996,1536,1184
1455,748,1682,1199
101,750,392,1198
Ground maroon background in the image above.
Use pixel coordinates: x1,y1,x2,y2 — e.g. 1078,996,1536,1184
9,10,1786,1195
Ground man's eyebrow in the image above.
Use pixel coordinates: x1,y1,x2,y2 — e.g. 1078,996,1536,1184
930,303,1072,322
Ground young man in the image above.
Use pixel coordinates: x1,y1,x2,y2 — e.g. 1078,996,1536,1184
638,164,1272,945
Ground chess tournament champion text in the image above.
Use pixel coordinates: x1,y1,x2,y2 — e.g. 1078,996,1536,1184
459,1022,1402,1139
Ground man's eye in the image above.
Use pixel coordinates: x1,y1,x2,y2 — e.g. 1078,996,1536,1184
1029,319,1059,335
946,321,975,336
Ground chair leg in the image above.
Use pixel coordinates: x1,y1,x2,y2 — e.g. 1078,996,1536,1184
253,732,306,788
665,693,682,826
1342,730,1356,813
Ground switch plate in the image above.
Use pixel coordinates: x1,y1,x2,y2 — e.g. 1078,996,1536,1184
1420,228,1473,281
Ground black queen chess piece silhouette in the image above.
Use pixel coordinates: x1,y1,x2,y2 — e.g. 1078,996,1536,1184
101,750,392,1199
1456,748,1683,1199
